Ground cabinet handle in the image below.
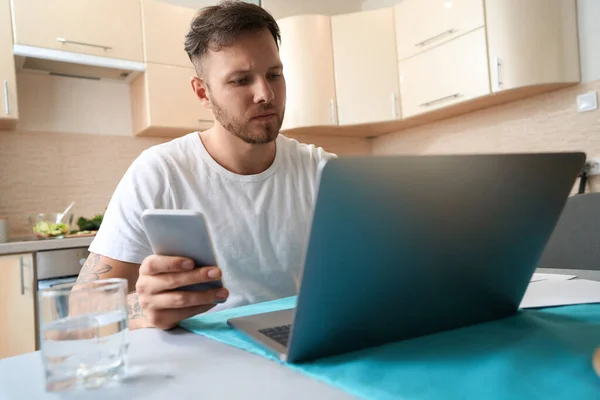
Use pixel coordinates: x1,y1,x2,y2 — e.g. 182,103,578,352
415,29,457,47
56,37,112,51
3,80,8,115
391,92,398,118
493,56,503,90
19,256,25,295
420,93,462,107
329,99,336,123
198,119,213,123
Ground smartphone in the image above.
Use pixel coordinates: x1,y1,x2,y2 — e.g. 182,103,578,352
141,209,223,292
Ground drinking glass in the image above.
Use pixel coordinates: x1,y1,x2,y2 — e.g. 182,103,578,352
38,278,129,392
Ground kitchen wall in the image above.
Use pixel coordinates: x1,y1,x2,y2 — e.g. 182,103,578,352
0,72,371,238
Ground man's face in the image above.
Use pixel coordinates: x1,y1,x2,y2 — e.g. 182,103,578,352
193,29,286,145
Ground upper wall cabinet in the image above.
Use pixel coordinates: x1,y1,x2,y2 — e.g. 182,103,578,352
10,0,144,62
485,0,580,93
399,27,490,118
0,0,18,130
141,0,196,68
331,8,400,126
278,15,337,131
394,0,484,62
131,63,213,137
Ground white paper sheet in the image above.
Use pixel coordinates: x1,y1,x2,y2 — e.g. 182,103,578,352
520,279,600,309
530,272,577,282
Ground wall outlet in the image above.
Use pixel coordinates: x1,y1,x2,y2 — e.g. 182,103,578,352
577,91,598,113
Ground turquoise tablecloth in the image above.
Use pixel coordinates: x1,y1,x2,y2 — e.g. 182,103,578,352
179,297,600,400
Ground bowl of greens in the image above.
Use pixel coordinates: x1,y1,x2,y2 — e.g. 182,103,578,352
28,213,74,239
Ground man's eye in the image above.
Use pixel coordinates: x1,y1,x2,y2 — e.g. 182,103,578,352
268,73,282,80
231,78,249,85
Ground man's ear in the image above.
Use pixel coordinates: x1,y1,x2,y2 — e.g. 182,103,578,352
191,76,212,110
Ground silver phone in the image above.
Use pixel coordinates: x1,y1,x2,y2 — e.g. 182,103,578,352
141,209,223,292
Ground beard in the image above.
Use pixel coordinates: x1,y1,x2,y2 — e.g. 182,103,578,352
210,97,285,145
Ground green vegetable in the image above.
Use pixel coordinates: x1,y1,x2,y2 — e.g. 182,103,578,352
33,221,69,237
77,214,103,231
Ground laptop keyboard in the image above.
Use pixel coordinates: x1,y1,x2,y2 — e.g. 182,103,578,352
259,324,291,347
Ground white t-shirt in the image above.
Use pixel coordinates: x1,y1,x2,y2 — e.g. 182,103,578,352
89,132,336,311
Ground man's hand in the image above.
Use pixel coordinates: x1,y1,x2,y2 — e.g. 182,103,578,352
135,255,229,330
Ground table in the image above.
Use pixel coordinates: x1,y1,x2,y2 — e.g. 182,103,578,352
2,268,598,400
0,328,355,400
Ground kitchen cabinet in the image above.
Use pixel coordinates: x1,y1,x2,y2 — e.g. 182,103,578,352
485,0,579,92
394,0,484,62
141,0,196,68
398,28,490,118
10,0,144,62
0,254,36,360
278,15,337,131
0,0,18,130
131,63,213,137
331,8,400,126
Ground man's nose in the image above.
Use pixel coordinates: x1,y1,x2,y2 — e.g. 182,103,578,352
253,78,275,104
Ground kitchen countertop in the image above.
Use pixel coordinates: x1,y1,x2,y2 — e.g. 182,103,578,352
0,236,94,255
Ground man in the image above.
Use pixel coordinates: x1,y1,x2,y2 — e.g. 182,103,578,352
78,1,335,331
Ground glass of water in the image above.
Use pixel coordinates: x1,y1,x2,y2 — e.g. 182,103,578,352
38,278,129,392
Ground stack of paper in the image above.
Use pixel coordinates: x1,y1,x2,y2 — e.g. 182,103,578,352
521,278,600,309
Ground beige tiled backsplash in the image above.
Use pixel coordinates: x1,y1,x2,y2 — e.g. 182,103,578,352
373,80,600,157
0,130,371,238
2,79,599,238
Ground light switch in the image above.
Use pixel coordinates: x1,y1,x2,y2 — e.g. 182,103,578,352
577,91,598,113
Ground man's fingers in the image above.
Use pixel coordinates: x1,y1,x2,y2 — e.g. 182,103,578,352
147,305,217,330
140,255,196,275
142,288,229,310
137,266,222,294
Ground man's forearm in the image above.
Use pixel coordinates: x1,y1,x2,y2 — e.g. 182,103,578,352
127,292,153,330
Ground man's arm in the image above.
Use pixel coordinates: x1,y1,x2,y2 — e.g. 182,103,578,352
77,252,153,330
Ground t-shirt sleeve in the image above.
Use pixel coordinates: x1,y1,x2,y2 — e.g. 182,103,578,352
88,149,172,264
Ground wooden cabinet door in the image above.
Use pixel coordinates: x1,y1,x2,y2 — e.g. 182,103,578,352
0,254,36,359
131,63,213,137
485,0,579,92
10,0,144,62
331,8,400,126
0,0,18,129
141,0,196,68
394,0,484,61
398,28,490,118
278,15,337,131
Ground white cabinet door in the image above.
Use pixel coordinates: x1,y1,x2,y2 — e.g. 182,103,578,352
331,8,400,126
485,0,579,92
398,28,490,118
131,63,213,137
141,0,196,68
0,0,17,129
394,0,484,61
278,15,337,130
11,0,144,62
0,254,36,359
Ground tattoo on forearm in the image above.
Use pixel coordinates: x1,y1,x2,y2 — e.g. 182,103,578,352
77,253,113,282
127,292,145,320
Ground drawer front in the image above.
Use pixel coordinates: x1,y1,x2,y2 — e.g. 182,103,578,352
398,27,490,118
11,0,144,62
394,0,484,61
141,0,196,68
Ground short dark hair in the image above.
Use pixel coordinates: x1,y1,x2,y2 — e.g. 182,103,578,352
184,1,280,74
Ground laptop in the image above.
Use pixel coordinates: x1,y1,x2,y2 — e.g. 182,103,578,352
227,152,586,363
